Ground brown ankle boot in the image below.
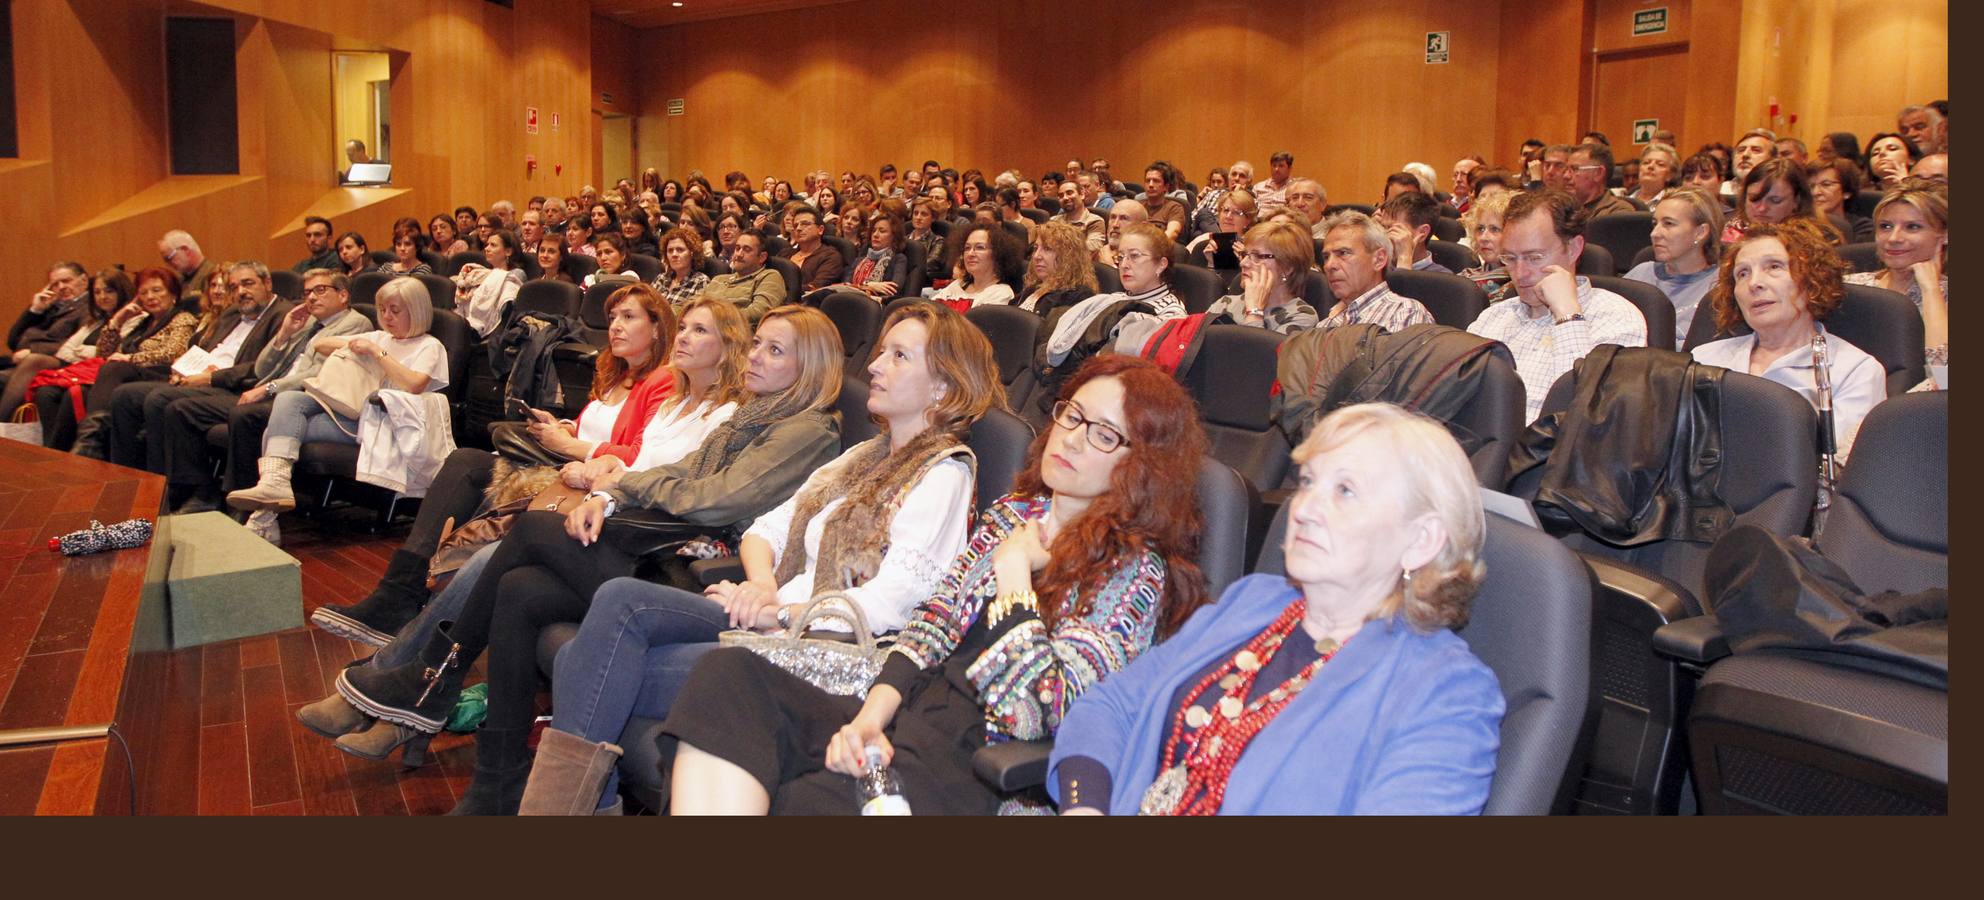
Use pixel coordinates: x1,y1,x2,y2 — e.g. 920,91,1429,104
517,727,623,815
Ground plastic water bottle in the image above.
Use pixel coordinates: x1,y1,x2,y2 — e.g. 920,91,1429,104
857,745,911,815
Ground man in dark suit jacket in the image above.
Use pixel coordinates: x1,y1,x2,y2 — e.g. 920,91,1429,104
104,261,290,481
780,206,844,292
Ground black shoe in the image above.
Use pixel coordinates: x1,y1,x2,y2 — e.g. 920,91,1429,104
311,549,433,647
335,622,465,734
447,727,531,816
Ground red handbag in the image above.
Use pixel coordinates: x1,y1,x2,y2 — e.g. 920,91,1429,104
25,358,108,421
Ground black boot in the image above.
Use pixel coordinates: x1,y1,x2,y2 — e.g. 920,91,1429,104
311,549,434,647
335,621,466,734
447,727,531,816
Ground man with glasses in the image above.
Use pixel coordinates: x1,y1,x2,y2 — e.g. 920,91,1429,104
101,261,290,475
292,217,339,274
1079,171,1115,213
779,206,843,292
1570,143,1635,219
704,230,786,326
1537,144,1576,193
157,229,218,308
157,268,371,512
1467,190,1646,421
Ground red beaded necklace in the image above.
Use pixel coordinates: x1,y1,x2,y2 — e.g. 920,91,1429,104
1140,599,1343,816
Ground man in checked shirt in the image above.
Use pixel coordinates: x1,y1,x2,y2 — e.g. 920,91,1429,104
1466,189,1647,421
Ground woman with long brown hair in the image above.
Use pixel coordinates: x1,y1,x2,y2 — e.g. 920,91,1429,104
663,354,1211,815
517,301,1005,814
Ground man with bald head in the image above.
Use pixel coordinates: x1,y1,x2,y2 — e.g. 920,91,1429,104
1098,199,1148,265
1912,153,1948,183
158,229,218,307
1285,179,1330,238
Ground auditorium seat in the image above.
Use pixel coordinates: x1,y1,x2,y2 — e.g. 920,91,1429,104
964,304,1042,413
1426,239,1481,273
513,279,581,318
414,273,456,312
1430,216,1466,243
1838,241,1883,274
444,251,489,277
1325,203,1375,216
1387,269,1488,330
1588,274,1676,351
1632,245,1656,269
1018,208,1049,224
1658,392,1947,814
1168,266,1225,314
348,271,392,309
1847,189,1883,219
367,250,396,267
896,240,928,298
565,255,600,283
270,270,303,302
625,254,663,283
1092,261,1123,294
764,257,802,307
821,235,858,269
1575,244,1616,278
819,290,882,371
1509,363,1818,815
1586,212,1653,275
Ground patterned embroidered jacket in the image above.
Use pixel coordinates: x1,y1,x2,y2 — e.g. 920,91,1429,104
874,491,1169,744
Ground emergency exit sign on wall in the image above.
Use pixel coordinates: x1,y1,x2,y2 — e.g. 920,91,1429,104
1633,7,1669,36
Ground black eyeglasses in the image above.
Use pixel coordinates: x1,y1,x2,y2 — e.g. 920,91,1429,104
1051,400,1129,453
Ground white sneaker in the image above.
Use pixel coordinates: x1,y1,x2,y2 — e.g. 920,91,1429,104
246,510,282,546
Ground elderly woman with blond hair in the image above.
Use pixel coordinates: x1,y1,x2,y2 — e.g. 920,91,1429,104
1050,402,1505,815
1203,218,1319,333
1629,142,1681,208
1458,190,1513,294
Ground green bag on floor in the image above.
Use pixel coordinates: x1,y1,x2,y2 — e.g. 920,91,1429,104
445,683,489,733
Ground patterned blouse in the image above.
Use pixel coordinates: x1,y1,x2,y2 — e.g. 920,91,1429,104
654,270,711,308
877,493,1169,744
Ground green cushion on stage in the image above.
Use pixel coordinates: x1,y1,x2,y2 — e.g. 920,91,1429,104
165,511,303,648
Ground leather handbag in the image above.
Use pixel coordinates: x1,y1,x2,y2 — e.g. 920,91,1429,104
303,346,385,420
427,480,591,587
488,420,579,468
718,592,888,698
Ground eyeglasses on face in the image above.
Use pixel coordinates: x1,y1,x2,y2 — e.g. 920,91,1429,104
1051,400,1129,453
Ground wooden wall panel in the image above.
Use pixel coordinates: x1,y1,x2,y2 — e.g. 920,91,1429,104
3,0,597,329
643,0,1510,199
1826,0,1949,143
1493,0,1588,163
1593,0,1690,52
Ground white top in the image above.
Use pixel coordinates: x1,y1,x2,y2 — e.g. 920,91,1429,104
743,453,975,635
1690,327,1887,464
1467,277,1648,422
352,329,451,393
573,392,625,452
209,315,260,368
630,397,739,471
460,267,524,337
930,280,1015,308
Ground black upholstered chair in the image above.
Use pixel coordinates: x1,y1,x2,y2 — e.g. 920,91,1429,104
1387,268,1488,329
270,269,303,302
414,273,456,312
1586,212,1653,275
965,304,1041,413
348,271,392,309
818,290,882,370
1426,240,1481,273
624,253,663,284
1658,392,1947,814
512,279,581,318
1167,266,1225,315
1680,282,1925,394
1575,244,1616,278
1092,261,1123,295
1587,274,1676,352
764,257,802,307
1837,241,1883,274
444,251,489,277
1508,365,1818,815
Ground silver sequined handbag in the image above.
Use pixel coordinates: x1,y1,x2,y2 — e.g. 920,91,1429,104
718,592,888,698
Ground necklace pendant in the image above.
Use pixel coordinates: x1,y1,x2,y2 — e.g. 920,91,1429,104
1316,637,1340,656
1139,766,1188,816
1185,705,1211,729
1218,695,1244,720
1218,673,1241,691
1235,650,1261,672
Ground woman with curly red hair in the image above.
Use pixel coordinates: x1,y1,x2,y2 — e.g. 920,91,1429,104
1691,219,1885,463
662,354,1210,815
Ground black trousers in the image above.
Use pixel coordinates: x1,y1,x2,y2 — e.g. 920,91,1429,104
160,392,257,488
109,382,236,475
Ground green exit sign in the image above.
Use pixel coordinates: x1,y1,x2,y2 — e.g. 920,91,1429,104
1634,7,1669,36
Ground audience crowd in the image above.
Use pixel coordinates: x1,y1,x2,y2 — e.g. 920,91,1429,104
2,98,1950,816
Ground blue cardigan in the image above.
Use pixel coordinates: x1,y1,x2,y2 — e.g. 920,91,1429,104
1048,573,1505,815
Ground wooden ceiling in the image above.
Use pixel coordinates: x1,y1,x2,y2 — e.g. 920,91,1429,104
589,0,863,29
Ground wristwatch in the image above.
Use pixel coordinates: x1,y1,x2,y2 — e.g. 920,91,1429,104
775,605,793,629
1553,312,1586,325
585,490,618,517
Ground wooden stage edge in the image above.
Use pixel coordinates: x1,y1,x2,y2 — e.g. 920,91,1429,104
0,440,173,815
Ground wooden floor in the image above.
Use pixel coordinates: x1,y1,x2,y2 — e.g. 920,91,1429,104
154,510,487,816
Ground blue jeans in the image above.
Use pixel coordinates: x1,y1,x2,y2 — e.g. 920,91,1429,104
263,390,357,459
549,577,729,804
373,542,496,669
